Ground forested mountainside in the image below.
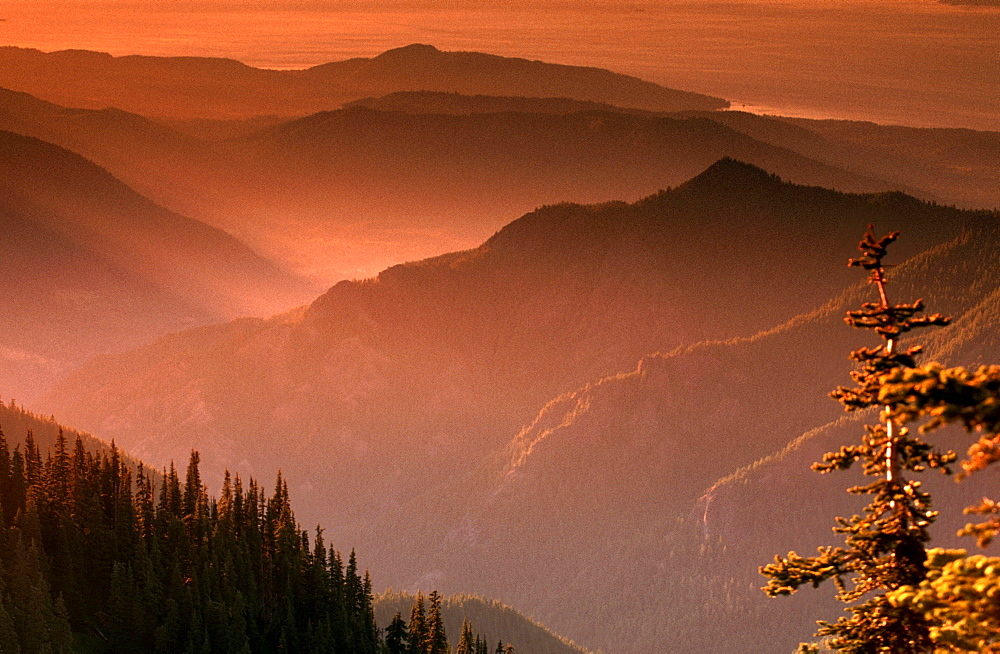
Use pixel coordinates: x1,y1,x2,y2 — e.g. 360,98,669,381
0,401,106,458
0,418,383,652
0,406,565,652
40,161,998,652
0,44,727,120
420,222,1000,652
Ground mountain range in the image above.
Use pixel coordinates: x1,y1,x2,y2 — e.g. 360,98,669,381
0,44,728,120
3,43,1000,652
38,160,1000,652
2,63,996,289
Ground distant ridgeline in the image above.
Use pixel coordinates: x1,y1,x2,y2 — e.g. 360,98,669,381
0,404,528,653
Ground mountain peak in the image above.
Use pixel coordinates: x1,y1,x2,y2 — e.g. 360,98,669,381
374,43,442,60
687,157,783,189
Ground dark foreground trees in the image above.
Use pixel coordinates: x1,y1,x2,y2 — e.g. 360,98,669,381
761,228,1000,652
0,432,379,652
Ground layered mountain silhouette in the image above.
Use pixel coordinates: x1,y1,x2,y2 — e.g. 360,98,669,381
40,161,997,651
4,81,995,290
0,130,316,402
684,110,1000,211
0,44,727,120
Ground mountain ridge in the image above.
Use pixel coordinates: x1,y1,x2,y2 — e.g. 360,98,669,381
0,44,727,120
0,129,315,403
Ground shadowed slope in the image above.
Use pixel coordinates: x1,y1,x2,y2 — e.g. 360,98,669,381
0,130,315,401
428,223,1000,652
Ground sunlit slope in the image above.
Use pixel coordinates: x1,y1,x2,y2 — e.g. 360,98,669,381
431,223,1000,653
374,591,590,654
0,130,314,402
0,44,727,120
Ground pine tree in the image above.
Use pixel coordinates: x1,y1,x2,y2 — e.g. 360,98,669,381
456,618,475,654
408,592,428,654
760,228,956,652
427,590,449,654
385,611,409,654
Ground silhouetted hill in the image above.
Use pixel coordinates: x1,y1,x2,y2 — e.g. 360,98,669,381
344,90,655,116
684,110,1000,210
0,85,228,209
0,130,315,402
0,44,727,120
222,108,905,280
39,162,993,651
374,591,589,654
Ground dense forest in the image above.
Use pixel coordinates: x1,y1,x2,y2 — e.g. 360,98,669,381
0,426,384,652
0,420,531,653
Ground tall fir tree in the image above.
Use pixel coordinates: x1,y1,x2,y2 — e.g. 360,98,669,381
408,591,428,654
456,618,475,654
386,611,410,654
427,590,449,654
761,229,956,652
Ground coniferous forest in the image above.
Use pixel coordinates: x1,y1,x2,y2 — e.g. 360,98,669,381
0,427,383,652
0,410,546,653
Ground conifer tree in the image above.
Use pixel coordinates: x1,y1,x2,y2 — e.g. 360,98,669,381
427,590,449,654
385,611,410,654
761,228,956,652
408,591,428,654
456,618,475,654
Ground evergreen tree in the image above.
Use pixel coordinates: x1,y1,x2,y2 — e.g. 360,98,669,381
761,229,955,652
385,611,410,654
408,591,428,654
427,590,449,654
456,618,475,654
0,429,383,652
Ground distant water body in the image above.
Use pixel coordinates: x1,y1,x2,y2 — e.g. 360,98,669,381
2,0,997,130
